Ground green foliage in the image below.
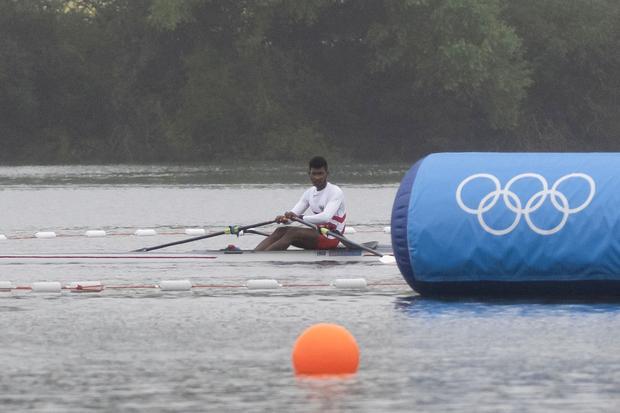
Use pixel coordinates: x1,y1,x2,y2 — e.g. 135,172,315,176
505,0,620,150
1,0,619,163
367,0,530,137
148,0,195,30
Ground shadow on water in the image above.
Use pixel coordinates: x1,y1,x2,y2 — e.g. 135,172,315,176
394,295,620,318
0,305,27,312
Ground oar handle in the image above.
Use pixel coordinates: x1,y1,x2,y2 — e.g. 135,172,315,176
290,216,384,257
134,220,276,252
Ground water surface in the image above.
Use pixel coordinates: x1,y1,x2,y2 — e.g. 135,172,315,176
1,164,619,412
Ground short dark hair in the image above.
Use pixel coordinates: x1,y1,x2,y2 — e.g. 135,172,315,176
309,156,328,170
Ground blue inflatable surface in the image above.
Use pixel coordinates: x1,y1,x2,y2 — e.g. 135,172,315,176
391,153,620,297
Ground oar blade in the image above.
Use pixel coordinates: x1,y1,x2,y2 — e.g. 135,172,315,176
379,255,396,264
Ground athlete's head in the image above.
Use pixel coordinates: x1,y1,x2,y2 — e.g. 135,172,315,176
309,156,328,171
308,156,328,190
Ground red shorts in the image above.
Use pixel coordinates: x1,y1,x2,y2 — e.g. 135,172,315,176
316,234,340,250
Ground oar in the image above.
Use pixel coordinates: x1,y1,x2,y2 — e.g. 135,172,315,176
242,229,270,237
290,217,395,264
133,220,276,252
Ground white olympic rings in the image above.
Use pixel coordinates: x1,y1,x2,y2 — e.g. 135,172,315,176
455,172,595,236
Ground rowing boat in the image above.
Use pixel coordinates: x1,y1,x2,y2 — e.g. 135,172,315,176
0,243,393,264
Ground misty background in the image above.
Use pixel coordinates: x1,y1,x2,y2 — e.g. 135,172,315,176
1,0,619,164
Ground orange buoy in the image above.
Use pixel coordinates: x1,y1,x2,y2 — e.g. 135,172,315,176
292,323,360,376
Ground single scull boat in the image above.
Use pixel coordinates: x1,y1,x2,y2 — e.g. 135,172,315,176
0,243,393,264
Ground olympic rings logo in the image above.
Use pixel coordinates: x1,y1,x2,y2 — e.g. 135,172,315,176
455,173,596,236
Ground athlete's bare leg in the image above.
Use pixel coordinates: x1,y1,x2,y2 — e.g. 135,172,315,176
266,227,318,250
255,227,318,251
255,226,288,250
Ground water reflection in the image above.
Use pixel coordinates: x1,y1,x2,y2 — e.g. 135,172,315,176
295,375,361,413
395,295,620,318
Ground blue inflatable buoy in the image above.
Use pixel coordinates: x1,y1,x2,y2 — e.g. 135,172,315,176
391,153,620,297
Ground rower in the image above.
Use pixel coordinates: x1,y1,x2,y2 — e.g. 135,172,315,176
255,156,346,251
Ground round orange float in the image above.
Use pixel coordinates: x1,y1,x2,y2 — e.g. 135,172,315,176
292,323,360,375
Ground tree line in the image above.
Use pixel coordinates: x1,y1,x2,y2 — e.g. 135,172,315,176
1,0,619,163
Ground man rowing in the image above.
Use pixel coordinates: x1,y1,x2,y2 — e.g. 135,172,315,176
255,156,346,251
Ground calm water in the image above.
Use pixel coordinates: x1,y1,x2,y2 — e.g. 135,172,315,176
1,164,620,412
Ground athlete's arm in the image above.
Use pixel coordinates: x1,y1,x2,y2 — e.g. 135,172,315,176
290,192,309,216
276,192,309,223
302,193,344,225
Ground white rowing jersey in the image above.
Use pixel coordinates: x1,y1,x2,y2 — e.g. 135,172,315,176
291,182,346,233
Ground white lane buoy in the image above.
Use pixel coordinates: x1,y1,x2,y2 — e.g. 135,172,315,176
246,279,280,290
85,230,107,237
333,278,368,289
344,227,356,234
383,226,391,234
134,229,157,236
32,282,62,293
0,281,13,291
35,231,57,239
159,280,193,291
0,234,6,240
379,255,396,264
184,228,206,236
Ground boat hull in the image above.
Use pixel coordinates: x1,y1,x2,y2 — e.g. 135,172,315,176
0,246,393,264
